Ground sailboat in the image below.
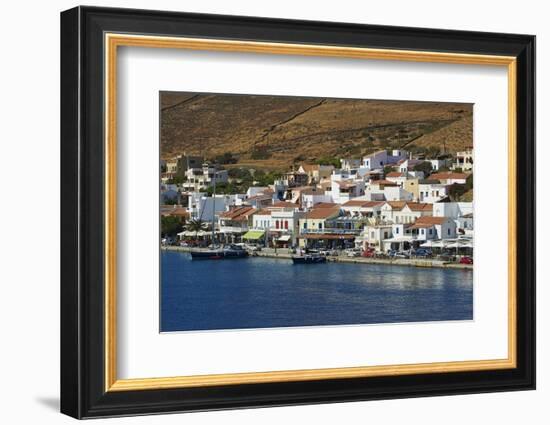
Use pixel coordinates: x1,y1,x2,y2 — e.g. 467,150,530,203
189,167,247,260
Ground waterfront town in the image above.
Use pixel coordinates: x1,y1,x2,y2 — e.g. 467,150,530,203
160,147,474,266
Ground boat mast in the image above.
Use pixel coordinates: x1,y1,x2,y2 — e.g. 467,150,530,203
211,164,216,245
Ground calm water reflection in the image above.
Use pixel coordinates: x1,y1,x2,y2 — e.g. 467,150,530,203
161,250,473,332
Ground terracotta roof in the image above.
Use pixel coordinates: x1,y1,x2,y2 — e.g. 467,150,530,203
430,172,469,180
312,202,339,209
404,202,432,211
371,179,398,186
253,208,272,216
270,201,298,209
247,194,272,201
342,200,384,208
384,201,407,210
219,206,256,221
386,172,405,178
410,216,449,227
160,206,189,218
305,207,341,220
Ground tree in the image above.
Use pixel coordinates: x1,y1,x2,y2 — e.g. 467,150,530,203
161,216,184,237
383,165,395,175
413,161,434,176
186,218,207,238
166,175,186,185
316,156,340,168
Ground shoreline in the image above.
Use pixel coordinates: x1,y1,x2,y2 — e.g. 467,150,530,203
161,246,473,270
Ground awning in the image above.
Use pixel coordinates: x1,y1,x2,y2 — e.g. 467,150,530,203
243,230,265,240
178,230,211,237
277,235,291,242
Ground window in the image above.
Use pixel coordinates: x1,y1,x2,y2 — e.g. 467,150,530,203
318,222,322,230
275,220,279,229
448,228,451,235
284,220,288,230
421,229,425,235
303,222,307,229
429,228,433,235
395,227,400,234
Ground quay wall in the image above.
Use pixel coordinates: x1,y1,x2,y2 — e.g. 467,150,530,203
161,246,473,270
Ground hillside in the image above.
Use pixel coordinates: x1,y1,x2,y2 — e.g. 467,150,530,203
160,92,472,171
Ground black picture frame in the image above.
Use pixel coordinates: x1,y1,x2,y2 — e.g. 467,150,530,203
61,5,535,419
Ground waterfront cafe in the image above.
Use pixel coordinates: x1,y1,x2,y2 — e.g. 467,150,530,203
420,237,473,256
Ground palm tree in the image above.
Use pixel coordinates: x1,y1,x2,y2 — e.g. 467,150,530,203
186,218,207,239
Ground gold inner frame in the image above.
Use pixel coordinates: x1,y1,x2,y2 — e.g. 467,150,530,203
104,33,517,392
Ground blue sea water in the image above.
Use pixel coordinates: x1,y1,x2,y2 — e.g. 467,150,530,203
160,250,473,332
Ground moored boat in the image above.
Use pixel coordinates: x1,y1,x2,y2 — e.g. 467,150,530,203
222,244,249,259
189,247,224,260
292,253,327,264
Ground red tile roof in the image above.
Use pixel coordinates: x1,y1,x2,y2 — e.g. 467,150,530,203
219,206,256,221
410,216,449,228
372,179,398,186
404,202,432,211
430,172,469,180
342,200,384,208
312,202,339,209
386,172,405,178
253,208,272,216
270,201,298,209
305,207,341,220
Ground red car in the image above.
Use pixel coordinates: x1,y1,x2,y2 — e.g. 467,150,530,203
459,256,473,264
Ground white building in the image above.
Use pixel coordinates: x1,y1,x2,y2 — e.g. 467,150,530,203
300,189,333,209
409,216,457,241
392,202,433,224
186,193,245,222
182,163,229,192
453,148,474,171
433,202,474,234
330,179,365,204
341,200,384,219
419,180,449,203
427,158,450,171
383,186,414,202
362,149,408,170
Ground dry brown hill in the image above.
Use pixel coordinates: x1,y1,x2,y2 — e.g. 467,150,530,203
161,92,472,171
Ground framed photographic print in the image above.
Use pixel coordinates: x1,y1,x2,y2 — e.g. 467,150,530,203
60,6,536,419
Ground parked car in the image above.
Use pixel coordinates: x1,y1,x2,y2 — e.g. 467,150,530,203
412,248,432,258
459,256,473,264
346,248,362,257
394,251,410,259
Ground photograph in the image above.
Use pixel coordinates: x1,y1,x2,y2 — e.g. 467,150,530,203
159,92,475,332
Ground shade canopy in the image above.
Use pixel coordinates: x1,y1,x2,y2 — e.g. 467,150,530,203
243,230,265,240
